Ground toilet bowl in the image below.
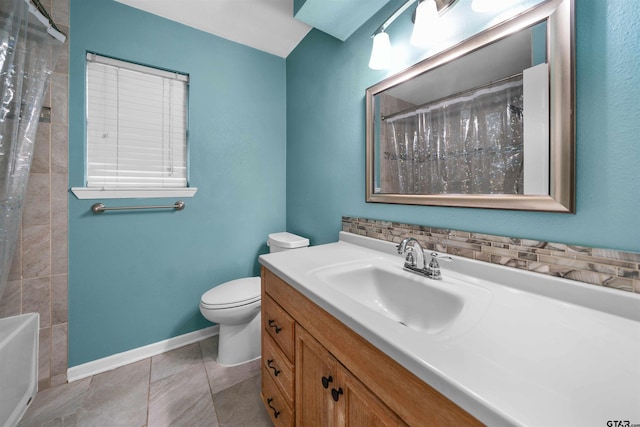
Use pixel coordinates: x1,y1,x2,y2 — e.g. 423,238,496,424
199,232,309,366
200,277,262,366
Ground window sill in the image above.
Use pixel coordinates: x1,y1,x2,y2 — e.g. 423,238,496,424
71,187,198,200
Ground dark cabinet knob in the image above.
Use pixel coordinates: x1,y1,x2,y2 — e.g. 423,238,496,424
321,375,333,389
267,319,282,333
267,359,281,377
266,398,280,419
331,387,344,402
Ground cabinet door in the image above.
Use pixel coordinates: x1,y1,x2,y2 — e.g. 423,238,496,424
296,325,339,427
296,325,406,427
336,368,407,427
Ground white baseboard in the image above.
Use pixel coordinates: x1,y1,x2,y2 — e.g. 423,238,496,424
67,325,219,383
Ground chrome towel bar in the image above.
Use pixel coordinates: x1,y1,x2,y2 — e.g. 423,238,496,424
91,201,185,213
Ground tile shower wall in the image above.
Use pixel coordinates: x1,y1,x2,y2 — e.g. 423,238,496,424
343,217,640,294
0,0,69,390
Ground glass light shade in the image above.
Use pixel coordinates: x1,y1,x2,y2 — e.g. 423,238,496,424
368,32,391,70
410,0,439,47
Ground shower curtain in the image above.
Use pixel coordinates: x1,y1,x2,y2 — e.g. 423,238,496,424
382,76,524,195
0,0,64,303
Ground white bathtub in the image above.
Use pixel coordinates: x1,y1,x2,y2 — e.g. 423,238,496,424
0,313,38,427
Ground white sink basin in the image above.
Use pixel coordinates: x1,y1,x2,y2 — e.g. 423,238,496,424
312,261,470,334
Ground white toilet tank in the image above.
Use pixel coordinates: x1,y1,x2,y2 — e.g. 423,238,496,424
267,232,309,253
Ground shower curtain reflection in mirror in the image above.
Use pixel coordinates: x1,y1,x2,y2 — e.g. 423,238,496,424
378,76,524,195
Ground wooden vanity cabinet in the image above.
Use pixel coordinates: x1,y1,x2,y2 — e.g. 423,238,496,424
296,325,406,426
260,267,482,427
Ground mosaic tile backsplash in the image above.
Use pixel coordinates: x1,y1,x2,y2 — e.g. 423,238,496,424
342,217,640,294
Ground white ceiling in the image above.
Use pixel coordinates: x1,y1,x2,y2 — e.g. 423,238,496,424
114,0,313,58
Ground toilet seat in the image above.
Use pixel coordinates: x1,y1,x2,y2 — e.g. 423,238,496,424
200,277,260,310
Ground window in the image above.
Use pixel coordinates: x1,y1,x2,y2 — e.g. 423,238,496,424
72,53,196,199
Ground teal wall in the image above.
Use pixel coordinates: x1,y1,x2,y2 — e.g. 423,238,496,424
69,0,286,366
286,0,640,253
68,0,640,367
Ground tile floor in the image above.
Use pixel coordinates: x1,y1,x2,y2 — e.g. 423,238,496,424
18,336,273,427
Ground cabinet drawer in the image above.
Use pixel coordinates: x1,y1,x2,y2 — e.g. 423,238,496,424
262,365,294,427
263,333,294,406
263,295,295,362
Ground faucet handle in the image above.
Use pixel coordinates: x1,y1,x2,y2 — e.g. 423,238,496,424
430,252,453,261
429,252,440,267
398,238,426,270
404,251,415,267
427,252,442,280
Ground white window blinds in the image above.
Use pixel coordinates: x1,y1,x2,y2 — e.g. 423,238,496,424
86,53,189,189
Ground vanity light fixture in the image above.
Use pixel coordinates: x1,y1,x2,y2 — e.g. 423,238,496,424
410,0,439,46
368,31,392,70
368,0,457,70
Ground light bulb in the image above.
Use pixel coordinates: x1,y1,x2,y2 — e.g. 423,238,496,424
410,0,439,47
368,32,391,70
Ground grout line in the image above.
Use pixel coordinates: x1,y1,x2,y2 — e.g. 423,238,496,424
199,339,223,426
146,354,152,426
200,339,215,400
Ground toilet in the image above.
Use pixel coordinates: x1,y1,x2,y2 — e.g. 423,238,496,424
199,232,309,366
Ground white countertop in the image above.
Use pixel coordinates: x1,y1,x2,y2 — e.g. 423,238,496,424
259,232,640,427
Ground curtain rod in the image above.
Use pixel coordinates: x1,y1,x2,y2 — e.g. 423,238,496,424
25,0,66,42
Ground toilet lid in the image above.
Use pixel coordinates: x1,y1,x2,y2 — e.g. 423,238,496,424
201,277,261,309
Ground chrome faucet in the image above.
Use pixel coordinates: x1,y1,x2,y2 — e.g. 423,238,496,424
396,238,450,280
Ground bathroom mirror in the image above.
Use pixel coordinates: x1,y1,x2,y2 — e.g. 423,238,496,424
366,0,574,212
